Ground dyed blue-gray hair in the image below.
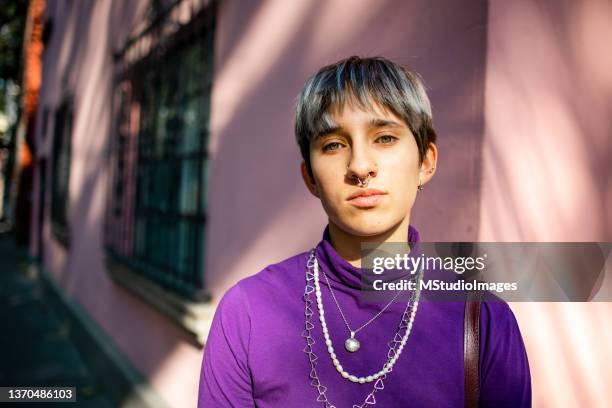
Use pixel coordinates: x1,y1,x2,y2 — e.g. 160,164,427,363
295,56,436,176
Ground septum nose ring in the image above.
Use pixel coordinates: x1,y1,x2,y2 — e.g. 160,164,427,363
347,164,374,188
356,174,370,188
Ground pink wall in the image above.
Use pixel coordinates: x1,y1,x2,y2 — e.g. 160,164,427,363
34,1,202,407
30,0,610,406
482,0,611,241
206,0,489,297
483,1,612,406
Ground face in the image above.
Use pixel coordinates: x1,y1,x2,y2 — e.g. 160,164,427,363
302,99,436,238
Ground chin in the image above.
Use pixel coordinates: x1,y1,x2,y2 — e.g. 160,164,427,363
336,213,403,238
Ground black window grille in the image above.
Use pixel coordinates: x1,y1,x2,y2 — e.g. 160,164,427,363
106,2,214,300
51,98,73,244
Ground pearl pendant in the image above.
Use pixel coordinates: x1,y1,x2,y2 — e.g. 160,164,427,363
345,332,360,352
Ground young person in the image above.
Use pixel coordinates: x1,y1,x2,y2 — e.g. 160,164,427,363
198,56,531,407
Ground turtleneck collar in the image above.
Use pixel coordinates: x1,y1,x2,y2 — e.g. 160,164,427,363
315,224,421,290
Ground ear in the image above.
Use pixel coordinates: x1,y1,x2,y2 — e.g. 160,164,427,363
418,142,438,186
301,162,320,198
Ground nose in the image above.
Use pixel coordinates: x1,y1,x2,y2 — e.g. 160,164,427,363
346,144,378,184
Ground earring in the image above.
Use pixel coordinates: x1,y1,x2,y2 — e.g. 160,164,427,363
417,182,423,192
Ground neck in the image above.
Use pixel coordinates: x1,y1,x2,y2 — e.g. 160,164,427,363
328,216,411,267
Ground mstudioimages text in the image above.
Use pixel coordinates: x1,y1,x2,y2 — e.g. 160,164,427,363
372,253,487,275
373,279,519,294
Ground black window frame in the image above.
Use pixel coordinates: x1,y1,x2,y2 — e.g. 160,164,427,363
51,97,74,246
106,3,215,302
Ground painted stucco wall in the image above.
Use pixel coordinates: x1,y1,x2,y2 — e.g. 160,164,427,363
30,0,610,407
482,1,612,406
206,0,488,298
33,1,203,407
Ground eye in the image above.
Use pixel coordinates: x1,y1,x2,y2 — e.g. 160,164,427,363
323,141,345,152
376,135,398,144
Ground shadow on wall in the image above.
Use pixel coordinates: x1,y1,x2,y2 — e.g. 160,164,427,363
207,0,489,297
40,0,193,406
482,1,612,406
33,0,612,406
481,0,612,242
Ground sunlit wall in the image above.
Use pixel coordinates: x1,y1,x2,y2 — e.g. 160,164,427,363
30,0,611,406
481,1,612,406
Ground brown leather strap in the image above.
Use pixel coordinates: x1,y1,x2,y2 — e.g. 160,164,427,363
464,290,483,408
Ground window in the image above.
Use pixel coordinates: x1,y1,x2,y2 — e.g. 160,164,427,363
51,98,73,244
106,2,214,302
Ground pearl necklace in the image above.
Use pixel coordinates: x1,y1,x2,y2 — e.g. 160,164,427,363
303,250,423,407
313,255,422,383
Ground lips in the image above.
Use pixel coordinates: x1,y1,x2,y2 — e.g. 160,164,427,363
347,189,387,208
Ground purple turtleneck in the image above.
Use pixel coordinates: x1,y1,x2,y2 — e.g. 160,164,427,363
198,226,531,407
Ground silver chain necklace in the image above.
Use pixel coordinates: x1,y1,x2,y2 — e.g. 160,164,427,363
320,263,406,353
314,255,422,382
303,250,423,407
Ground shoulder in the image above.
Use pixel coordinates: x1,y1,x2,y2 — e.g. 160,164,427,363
480,292,517,326
477,292,522,338
234,251,310,295
477,297,532,405
214,251,309,311
478,293,527,362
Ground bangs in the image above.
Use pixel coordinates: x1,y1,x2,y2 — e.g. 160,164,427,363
295,56,436,172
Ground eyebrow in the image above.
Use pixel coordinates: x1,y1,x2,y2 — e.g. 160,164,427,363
315,124,344,139
369,118,403,128
315,118,404,139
